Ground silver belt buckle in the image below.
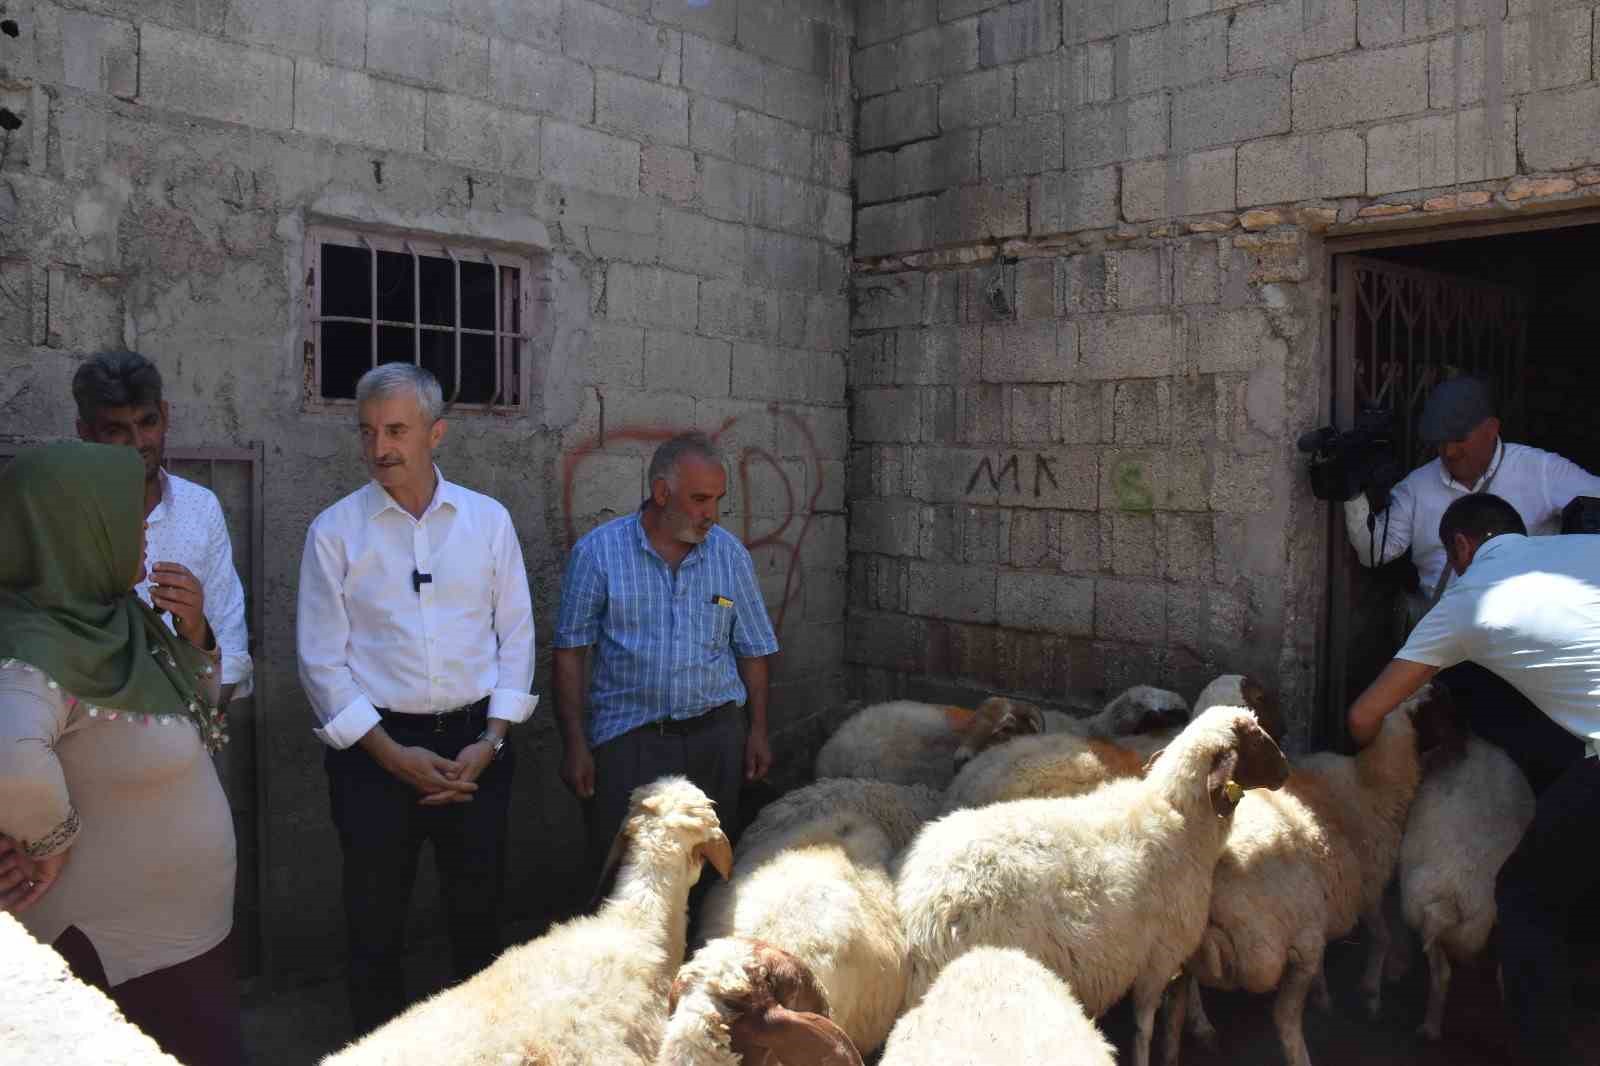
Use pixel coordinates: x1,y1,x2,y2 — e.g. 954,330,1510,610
435,710,447,733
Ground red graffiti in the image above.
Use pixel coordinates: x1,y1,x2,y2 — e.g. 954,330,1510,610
560,403,824,634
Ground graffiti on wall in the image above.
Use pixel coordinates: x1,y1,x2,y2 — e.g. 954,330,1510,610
561,403,823,633
965,453,1060,498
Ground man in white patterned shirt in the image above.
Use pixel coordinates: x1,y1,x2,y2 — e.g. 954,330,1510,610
297,363,536,1034
73,351,253,705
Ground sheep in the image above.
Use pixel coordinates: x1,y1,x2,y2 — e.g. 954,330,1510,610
943,680,1257,812
322,776,732,1066
813,696,1044,789
1399,729,1534,1041
657,937,862,1066
696,778,941,1055
1165,682,1462,1066
894,704,1289,1066
877,946,1116,1066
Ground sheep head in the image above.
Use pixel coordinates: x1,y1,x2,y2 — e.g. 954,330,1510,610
1146,705,1289,816
952,696,1046,771
1193,673,1285,742
596,776,733,898
1097,685,1190,735
1399,681,1468,765
670,938,863,1066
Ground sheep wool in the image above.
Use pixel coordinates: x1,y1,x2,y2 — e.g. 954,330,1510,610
697,778,941,1055
941,727,1174,813
814,698,1043,789
877,947,1115,1066
321,777,731,1066
895,704,1288,1066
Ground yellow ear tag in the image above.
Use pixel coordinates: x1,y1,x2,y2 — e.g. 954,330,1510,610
1224,780,1245,805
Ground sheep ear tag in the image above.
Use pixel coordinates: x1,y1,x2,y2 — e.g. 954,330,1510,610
1224,780,1244,806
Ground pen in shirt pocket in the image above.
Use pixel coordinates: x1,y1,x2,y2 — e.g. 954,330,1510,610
709,594,734,609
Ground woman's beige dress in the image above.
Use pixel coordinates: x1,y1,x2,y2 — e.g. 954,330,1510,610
0,658,235,986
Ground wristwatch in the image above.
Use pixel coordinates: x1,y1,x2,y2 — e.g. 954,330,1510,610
476,730,507,760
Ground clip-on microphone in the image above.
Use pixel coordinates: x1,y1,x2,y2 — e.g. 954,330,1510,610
412,569,433,593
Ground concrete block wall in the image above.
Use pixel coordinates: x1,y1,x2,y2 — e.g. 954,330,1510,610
849,0,1600,741
0,0,851,984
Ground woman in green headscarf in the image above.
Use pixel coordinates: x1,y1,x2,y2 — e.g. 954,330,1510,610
0,441,240,1066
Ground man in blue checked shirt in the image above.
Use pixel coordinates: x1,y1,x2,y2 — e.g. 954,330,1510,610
552,432,779,888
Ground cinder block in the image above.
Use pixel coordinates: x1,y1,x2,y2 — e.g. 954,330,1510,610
805,293,850,351
596,71,688,145
939,66,1014,130
1177,241,1222,305
1059,381,1109,444
820,189,853,246
1520,85,1600,172
143,24,294,130
1189,308,1287,374
701,279,782,340
1119,15,1228,96
967,508,1010,568
857,151,897,204
856,198,936,258
932,181,1027,245
860,86,940,150
1170,372,1221,441
1016,44,1115,114
855,41,900,98
564,0,677,79
857,0,938,47
1009,384,1056,443
895,325,973,384
854,389,923,442
1058,253,1107,314
654,0,737,43
957,385,1006,443
747,230,820,292
997,572,1094,634
851,498,923,555
1209,452,1278,514
979,0,1061,67
1113,379,1167,443
424,93,540,177
294,60,424,148
895,130,982,196
1236,130,1365,206
36,7,139,95
1122,149,1236,222
980,321,1068,382
1357,0,1496,48
640,145,697,204
656,210,743,279
1162,512,1214,581
543,120,641,199
453,0,561,48
1059,510,1101,570
568,451,645,520
1095,578,1165,643
981,114,1065,178
852,273,926,331
643,329,732,394
731,342,845,402
490,39,594,123
606,263,699,330
850,334,896,386
738,0,832,75
1065,0,1167,43
845,609,930,671
1367,108,1515,196
683,33,766,110
1229,0,1356,73
1008,508,1053,567
764,65,831,128
585,322,645,387
906,562,996,623
367,6,489,95
899,19,980,86
1428,12,1591,108
1291,43,1429,130
1030,166,1120,234
1105,247,1170,309
1078,314,1177,380
735,111,814,177
1172,72,1289,151
1016,259,1056,319
1065,93,1168,168
1109,511,1157,575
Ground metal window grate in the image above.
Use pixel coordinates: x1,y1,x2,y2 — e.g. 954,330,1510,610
304,226,533,410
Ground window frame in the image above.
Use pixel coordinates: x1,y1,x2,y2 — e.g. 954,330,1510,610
302,224,535,412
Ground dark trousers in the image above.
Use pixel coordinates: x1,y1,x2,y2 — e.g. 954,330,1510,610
53,925,240,1066
325,708,515,1036
585,702,745,905
1496,755,1600,1065
1439,661,1585,795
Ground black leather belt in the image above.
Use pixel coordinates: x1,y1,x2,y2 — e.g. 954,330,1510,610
643,701,736,737
376,696,489,733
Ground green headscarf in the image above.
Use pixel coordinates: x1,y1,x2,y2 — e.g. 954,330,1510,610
0,441,226,750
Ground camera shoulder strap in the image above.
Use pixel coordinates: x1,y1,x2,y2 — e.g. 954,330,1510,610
1431,459,1503,606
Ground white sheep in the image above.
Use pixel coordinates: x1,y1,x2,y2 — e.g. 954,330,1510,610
1400,730,1534,1040
696,778,940,1055
1167,683,1461,1066
1036,684,1191,741
813,696,1043,789
877,946,1115,1066
895,704,1289,1066
657,937,862,1066
322,776,732,1066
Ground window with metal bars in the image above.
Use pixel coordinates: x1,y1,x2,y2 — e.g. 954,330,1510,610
304,226,533,410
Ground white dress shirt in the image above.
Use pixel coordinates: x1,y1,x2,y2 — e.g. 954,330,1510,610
1399,533,1600,754
296,469,537,750
136,470,254,698
1345,440,1600,595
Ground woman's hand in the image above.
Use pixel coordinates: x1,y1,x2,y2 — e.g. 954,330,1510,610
0,834,67,913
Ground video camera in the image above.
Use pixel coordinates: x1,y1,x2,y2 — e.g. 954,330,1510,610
1296,408,1405,513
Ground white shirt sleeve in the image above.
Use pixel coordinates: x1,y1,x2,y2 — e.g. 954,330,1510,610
197,494,254,699
1539,451,1600,525
1343,473,1416,568
1395,592,1468,669
296,516,380,750
486,508,538,725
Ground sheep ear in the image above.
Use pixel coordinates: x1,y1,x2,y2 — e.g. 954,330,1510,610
1141,747,1167,775
752,941,830,1017
993,699,1044,741
1131,703,1188,734
1239,676,1286,742
589,822,631,910
694,830,734,881
1207,749,1242,815
730,1007,863,1066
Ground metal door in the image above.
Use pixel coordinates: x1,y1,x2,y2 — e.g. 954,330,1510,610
1321,256,1529,745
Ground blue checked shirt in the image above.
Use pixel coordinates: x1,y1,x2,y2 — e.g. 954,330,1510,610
553,508,780,747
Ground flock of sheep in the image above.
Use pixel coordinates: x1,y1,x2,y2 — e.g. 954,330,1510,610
321,676,1535,1066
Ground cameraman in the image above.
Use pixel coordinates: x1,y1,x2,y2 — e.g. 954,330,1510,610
1343,376,1600,791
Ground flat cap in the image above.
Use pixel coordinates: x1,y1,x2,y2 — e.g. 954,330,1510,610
1418,376,1494,444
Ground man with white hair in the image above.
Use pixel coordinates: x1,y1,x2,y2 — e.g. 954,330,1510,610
296,363,536,1033
552,431,779,891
